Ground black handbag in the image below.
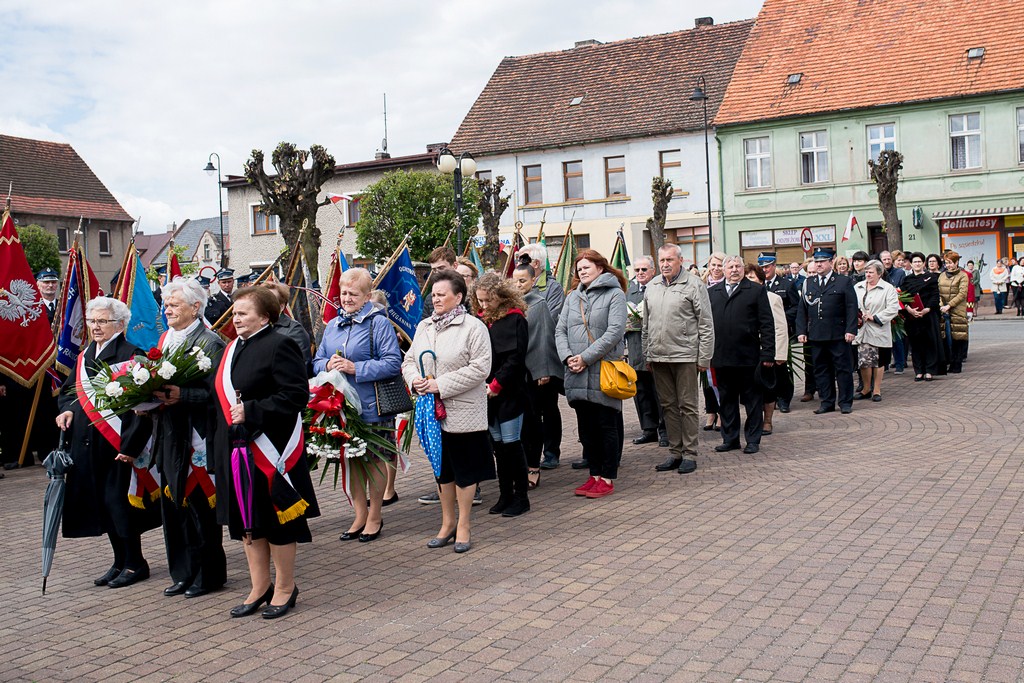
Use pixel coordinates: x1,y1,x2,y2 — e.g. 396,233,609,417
369,319,413,417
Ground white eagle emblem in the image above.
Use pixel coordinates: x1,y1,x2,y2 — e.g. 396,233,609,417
0,279,44,327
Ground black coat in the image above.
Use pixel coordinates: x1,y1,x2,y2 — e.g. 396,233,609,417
796,272,859,341
708,279,775,367
901,272,941,333
212,327,319,539
204,292,231,326
57,335,159,538
765,274,797,333
486,311,529,425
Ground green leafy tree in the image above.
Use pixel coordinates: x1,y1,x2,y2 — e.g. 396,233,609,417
477,175,510,270
355,170,482,263
244,142,336,281
16,224,61,275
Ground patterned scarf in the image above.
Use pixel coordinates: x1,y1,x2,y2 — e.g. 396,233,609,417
432,307,462,332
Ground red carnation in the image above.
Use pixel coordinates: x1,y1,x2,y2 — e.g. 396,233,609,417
147,347,163,361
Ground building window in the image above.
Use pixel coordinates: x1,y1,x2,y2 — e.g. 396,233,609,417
867,123,896,165
949,113,982,170
544,233,591,266
605,156,626,196
203,243,211,261
523,165,543,205
1017,108,1024,163
97,229,111,255
476,170,492,183
57,227,69,254
563,161,583,201
799,130,829,184
251,205,278,235
659,150,683,190
743,137,772,189
347,197,361,226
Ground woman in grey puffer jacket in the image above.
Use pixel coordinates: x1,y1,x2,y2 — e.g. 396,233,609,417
555,249,628,499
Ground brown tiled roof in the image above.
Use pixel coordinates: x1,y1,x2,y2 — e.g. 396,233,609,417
134,231,173,267
0,134,134,222
449,20,755,156
716,0,1024,126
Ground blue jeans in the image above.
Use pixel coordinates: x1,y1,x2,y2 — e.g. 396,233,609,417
892,335,906,371
994,291,1007,313
488,414,523,443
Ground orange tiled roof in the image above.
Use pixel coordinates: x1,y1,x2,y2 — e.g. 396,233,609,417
716,0,1024,126
0,134,134,222
450,20,754,156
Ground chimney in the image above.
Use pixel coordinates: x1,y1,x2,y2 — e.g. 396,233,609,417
167,221,176,233
574,39,601,48
426,142,448,154
695,17,714,27
374,151,391,160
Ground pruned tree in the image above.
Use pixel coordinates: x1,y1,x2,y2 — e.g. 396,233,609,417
868,149,904,253
477,175,510,269
243,142,336,281
645,176,673,253
355,170,482,263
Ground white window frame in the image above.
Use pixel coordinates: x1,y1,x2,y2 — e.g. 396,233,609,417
867,123,896,166
743,136,772,189
949,112,982,170
203,242,211,261
799,130,829,184
1016,107,1024,164
250,204,279,235
659,150,684,192
97,229,111,255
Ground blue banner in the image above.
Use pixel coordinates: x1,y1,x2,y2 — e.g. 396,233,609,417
125,252,164,350
55,252,85,375
377,246,422,341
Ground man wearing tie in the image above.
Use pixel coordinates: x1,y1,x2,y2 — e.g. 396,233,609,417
708,255,775,454
796,247,859,415
625,256,666,447
758,253,797,413
204,269,234,325
36,268,60,324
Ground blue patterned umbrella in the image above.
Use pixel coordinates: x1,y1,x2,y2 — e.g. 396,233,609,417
415,350,443,477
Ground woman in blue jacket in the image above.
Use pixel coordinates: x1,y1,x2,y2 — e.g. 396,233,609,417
313,268,403,543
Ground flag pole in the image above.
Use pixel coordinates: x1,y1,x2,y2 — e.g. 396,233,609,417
210,225,299,332
17,375,45,466
372,236,411,289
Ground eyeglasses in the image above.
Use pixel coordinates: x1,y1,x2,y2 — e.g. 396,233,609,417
85,318,114,326
635,267,651,272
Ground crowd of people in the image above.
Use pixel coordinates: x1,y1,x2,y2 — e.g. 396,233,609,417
1,238,992,619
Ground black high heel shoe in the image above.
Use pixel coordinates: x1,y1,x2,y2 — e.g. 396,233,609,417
358,520,383,543
339,525,364,541
262,586,298,619
230,584,274,618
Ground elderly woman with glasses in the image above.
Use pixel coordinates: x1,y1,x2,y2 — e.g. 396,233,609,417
55,297,160,589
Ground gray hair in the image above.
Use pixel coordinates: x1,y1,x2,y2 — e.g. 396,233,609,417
517,242,547,264
634,255,655,269
864,259,884,276
161,278,208,317
86,296,131,329
658,243,683,258
722,254,744,267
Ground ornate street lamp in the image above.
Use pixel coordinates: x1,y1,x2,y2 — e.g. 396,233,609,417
436,146,477,254
203,153,227,268
689,76,713,251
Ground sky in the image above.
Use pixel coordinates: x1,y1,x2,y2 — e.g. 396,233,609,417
0,0,763,235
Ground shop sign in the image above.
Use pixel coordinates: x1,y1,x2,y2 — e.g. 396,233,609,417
740,230,773,247
774,228,801,245
811,226,836,243
941,217,1003,232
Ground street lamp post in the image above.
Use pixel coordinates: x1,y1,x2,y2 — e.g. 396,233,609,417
689,76,713,251
203,153,227,268
436,146,477,254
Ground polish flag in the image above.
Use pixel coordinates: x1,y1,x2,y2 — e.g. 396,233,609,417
842,212,859,243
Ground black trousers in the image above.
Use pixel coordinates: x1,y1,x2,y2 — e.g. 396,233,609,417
802,344,816,396
523,381,562,466
716,366,765,447
161,495,226,590
572,401,623,480
809,340,854,409
632,369,665,436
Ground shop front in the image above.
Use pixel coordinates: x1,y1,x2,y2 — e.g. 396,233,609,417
938,212,1024,292
739,225,836,267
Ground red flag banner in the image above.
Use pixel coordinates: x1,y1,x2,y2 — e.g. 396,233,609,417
322,251,341,324
169,251,182,280
0,210,57,386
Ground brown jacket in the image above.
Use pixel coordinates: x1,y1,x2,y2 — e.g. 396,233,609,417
938,269,969,341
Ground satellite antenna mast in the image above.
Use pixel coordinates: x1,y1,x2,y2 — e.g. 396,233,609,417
382,93,389,155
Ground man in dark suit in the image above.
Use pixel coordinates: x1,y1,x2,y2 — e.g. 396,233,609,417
708,255,775,454
796,247,859,415
625,256,666,446
36,267,60,323
758,253,796,413
204,269,234,325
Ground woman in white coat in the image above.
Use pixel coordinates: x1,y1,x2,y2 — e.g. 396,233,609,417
853,260,901,401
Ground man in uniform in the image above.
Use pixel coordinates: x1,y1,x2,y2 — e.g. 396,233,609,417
36,268,60,323
796,247,858,415
757,252,796,412
204,269,234,324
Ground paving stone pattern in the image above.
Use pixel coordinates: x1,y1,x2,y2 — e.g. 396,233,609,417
1,321,1021,682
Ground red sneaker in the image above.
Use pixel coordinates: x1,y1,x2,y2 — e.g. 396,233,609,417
585,479,614,498
574,476,597,496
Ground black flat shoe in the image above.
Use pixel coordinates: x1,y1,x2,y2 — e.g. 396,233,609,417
164,581,188,596
262,586,299,619
108,564,150,589
872,394,882,402
381,493,399,507
570,459,590,470
813,406,835,414
632,432,658,444
654,456,682,472
339,525,364,541
427,531,456,548
185,585,215,598
914,375,924,382
677,459,697,474
358,520,383,542
94,565,122,587
743,444,759,454
854,392,872,400
230,584,274,618
714,442,741,452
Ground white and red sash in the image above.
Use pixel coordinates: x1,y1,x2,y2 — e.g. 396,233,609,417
214,338,306,520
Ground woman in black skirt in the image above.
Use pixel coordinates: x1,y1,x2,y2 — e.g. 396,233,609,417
213,286,319,619
901,253,944,381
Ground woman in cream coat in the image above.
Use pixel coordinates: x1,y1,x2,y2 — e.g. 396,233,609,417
853,261,901,400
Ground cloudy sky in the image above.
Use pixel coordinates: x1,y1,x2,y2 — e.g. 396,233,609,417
1,0,763,234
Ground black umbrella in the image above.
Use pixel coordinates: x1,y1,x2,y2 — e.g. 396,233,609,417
42,432,73,595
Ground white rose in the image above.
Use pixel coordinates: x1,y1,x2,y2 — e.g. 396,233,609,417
197,356,212,372
105,382,124,398
157,361,177,380
131,365,151,386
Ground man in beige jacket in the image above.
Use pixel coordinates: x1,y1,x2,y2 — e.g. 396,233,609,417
641,244,715,474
